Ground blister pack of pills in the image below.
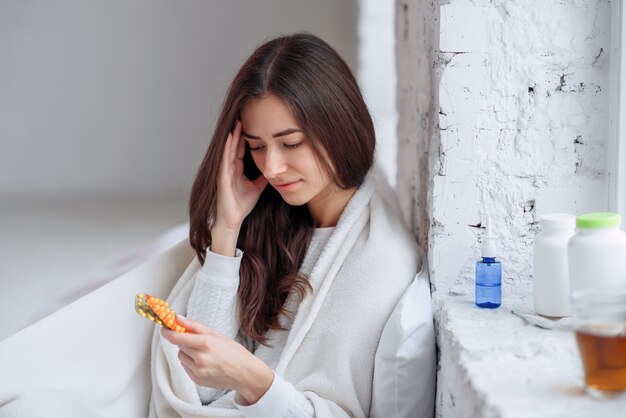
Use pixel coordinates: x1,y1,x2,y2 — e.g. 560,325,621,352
135,293,188,333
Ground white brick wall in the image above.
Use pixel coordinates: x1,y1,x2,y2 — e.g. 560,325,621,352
433,0,610,301
393,0,623,416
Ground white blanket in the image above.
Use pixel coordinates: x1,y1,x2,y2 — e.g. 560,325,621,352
150,172,422,417
0,171,423,418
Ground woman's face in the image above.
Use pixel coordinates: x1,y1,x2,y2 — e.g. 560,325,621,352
240,95,333,207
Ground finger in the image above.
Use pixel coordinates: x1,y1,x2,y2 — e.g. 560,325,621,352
175,314,219,338
160,326,175,342
178,348,196,367
160,316,215,348
235,122,245,161
180,361,198,383
220,132,233,175
163,331,212,350
179,345,206,363
228,120,241,164
160,326,178,344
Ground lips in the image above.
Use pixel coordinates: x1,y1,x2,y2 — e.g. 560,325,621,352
274,181,299,187
272,180,302,191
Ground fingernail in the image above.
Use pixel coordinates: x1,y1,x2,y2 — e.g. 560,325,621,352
177,314,186,320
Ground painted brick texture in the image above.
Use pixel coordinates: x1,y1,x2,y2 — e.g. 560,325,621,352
395,0,625,416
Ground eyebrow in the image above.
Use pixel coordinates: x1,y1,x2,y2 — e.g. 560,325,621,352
240,128,302,140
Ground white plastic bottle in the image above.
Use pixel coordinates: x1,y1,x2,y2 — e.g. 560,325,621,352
568,212,626,294
533,213,576,317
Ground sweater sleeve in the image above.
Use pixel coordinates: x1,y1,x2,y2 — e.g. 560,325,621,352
186,246,243,405
232,371,355,418
233,372,315,418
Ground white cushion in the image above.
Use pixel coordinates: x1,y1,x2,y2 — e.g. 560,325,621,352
370,246,437,418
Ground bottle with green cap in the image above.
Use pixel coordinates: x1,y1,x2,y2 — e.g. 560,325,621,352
567,212,626,295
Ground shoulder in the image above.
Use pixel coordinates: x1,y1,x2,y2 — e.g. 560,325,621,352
338,189,421,298
366,189,421,267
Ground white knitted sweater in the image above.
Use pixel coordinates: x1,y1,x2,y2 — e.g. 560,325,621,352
188,227,334,415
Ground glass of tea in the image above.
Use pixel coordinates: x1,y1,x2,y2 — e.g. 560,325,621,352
571,288,626,398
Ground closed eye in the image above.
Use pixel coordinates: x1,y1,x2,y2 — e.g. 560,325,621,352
248,144,265,152
247,142,304,152
284,142,303,149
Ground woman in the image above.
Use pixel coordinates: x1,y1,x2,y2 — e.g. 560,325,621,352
150,32,431,417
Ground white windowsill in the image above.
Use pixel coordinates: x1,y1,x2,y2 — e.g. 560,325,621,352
435,294,626,417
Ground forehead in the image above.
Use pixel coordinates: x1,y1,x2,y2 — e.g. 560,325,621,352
240,95,299,133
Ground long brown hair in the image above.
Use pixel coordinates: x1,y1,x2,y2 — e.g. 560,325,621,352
189,32,375,345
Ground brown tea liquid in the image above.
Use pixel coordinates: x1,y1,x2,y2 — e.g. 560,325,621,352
576,328,626,394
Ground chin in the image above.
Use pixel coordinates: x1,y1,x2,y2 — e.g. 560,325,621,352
278,192,311,206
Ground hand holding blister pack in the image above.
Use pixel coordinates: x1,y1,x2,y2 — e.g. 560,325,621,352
135,293,189,333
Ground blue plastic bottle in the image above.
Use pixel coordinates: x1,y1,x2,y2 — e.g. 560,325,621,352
475,217,501,308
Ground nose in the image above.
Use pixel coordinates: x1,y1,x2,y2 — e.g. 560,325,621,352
262,147,288,179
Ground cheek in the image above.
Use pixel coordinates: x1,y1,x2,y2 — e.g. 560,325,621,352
308,159,330,186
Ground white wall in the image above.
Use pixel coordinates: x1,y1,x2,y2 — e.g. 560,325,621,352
396,0,613,416
0,0,358,198
432,0,611,300
396,0,437,248
396,0,611,298
357,0,397,188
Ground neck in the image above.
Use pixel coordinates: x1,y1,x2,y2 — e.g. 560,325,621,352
307,186,356,228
